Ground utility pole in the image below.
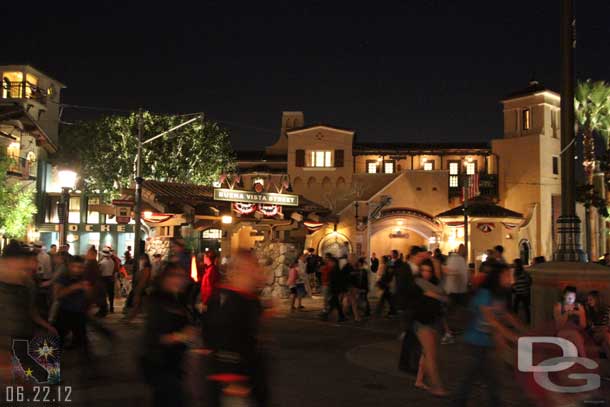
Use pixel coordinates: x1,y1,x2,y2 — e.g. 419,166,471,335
133,110,144,278
554,0,586,262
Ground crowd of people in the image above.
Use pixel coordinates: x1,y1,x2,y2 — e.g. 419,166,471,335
2,235,610,406
0,238,270,407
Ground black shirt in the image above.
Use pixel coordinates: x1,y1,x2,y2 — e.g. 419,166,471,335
202,287,263,378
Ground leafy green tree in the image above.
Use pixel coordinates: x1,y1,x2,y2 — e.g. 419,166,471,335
0,153,37,238
57,112,235,195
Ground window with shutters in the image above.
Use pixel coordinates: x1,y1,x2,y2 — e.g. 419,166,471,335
334,149,344,167
295,149,305,167
307,150,333,167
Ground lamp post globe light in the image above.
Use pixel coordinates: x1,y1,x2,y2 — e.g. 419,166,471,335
57,169,77,249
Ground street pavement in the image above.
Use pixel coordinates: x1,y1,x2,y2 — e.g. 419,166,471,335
54,297,608,407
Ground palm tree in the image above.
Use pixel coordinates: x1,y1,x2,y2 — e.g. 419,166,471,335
575,79,610,260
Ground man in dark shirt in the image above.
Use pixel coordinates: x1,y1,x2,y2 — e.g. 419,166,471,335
53,256,90,353
370,252,379,274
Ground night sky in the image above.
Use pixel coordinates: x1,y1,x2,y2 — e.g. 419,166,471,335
4,1,610,150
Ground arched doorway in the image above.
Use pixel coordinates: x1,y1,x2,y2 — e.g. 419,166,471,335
369,208,441,258
318,232,351,258
519,239,531,265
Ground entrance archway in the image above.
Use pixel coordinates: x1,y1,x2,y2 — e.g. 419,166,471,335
369,209,441,258
318,232,351,258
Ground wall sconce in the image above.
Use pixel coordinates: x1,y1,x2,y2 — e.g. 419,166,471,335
221,215,233,224
505,233,513,239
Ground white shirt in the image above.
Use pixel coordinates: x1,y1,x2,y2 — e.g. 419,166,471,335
37,251,52,280
99,256,116,277
443,253,468,294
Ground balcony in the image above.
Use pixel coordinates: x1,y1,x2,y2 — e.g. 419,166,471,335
449,173,498,199
1,81,47,105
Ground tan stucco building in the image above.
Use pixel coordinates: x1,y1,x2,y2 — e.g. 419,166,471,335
228,80,602,265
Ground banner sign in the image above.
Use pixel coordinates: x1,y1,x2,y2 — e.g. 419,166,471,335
214,188,299,207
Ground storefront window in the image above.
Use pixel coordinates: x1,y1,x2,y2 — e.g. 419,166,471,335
68,196,81,223
87,197,100,224
45,195,60,223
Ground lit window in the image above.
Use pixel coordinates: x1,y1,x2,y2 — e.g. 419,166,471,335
384,161,395,174
466,162,476,175
25,74,38,99
449,176,459,187
523,108,531,130
449,162,459,175
202,228,222,239
68,196,81,224
87,197,100,224
7,142,20,158
367,161,378,174
423,161,434,171
308,150,333,167
2,72,23,98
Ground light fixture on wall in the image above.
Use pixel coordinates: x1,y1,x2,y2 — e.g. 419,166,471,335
397,220,404,226
221,215,233,224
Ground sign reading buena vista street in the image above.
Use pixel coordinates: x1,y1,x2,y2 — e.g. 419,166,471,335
214,188,299,207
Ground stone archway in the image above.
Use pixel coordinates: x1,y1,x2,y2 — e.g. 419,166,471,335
318,232,352,258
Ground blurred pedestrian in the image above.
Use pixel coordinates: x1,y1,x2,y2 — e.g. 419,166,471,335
453,262,525,407
342,254,361,322
140,262,195,407
200,250,220,309
99,247,116,314
511,259,532,324
53,256,91,355
357,257,371,317
413,259,448,396
321,255,346,322
375,255,396,317
127,254,153,320
202,250,269,407
0,241,57,384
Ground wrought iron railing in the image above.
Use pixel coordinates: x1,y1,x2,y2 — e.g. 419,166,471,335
7,156,37,178
1,81,47,104
449,173,498,198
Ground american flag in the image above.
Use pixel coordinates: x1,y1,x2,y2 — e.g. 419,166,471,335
461,173,480,202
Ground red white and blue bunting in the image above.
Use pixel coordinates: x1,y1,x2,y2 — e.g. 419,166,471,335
477,223,495,233
304,221,324,233
232,202,256,215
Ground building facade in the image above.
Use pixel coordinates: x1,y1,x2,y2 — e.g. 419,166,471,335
231,81,596,265
0,65,65,243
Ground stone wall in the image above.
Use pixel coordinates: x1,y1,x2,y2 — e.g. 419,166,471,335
256,241,298,298
146,237,170,259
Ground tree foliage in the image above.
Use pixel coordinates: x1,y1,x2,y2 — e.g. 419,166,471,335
0,153,37,238
575,79,610,177
57,112,235,195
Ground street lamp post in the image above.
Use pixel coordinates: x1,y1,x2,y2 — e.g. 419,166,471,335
57,169,77,249
132,112,204,278
554,0,586,262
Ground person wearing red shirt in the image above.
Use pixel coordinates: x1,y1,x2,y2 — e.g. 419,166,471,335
200,251,220,307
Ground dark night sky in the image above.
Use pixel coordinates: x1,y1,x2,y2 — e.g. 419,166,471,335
4,1,610,150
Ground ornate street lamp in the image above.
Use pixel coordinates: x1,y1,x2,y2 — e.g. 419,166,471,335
57,169,77,248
